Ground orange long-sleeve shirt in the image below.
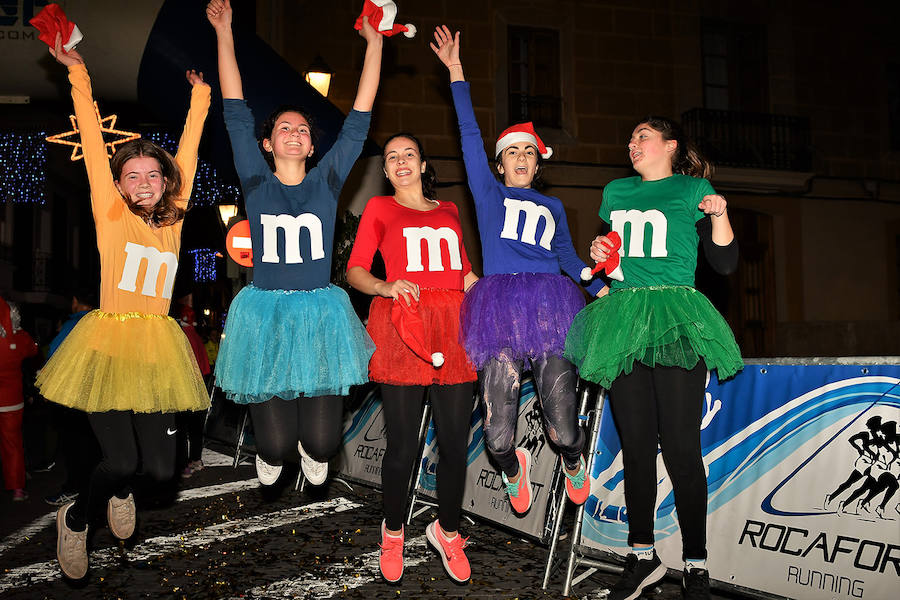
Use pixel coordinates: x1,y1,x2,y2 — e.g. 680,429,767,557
68,64,210,316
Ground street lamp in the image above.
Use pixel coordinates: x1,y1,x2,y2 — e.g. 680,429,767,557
218,203,238,226
304,55,334,97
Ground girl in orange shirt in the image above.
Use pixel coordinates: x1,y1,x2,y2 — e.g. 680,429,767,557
35,34,210,580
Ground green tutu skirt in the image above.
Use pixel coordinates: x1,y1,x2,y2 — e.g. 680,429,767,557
564,285,743,388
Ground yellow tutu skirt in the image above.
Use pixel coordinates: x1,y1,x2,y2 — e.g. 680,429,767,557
36,310,210,413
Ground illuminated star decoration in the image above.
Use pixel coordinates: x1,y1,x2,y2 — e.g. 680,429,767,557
45,102,141,161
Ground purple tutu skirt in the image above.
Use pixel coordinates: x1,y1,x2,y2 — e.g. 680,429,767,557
459,273,586,368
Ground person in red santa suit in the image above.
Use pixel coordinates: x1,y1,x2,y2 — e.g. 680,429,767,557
347,133,478,584
0,298,39,502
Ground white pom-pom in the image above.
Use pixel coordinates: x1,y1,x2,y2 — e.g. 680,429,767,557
403,24,416,38
580,266,593,281
431,352,444,367
9,343,16,350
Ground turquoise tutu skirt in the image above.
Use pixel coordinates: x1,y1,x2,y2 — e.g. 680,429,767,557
215,284,374,403
564,285,743,389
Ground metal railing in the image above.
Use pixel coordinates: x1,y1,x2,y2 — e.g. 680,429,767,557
683,107,812,171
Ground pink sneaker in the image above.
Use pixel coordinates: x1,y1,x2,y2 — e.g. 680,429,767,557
378,521,404,582
562,455,590,505
12,489,28,502
425,520,471,583
501,448,533,514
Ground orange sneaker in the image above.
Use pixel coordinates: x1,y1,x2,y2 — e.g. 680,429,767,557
425,520,471,583
501,448,533,514
378,521,404,582
562,455,590,505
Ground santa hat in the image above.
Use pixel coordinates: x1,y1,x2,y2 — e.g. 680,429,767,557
29,3,83,52
495,122,552,159
177,304,198,327
391,297,444,368
355,0,416,38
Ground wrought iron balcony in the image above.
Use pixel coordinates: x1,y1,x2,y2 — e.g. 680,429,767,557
682,108,811,172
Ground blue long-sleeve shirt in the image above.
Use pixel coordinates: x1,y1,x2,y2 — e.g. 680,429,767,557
47,310,91,358
451,82,604,296
223,99,371,291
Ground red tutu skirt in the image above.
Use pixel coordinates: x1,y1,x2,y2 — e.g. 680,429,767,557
367,288,476,385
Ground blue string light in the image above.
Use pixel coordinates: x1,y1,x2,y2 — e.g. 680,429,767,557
144,132,241,207
0,132,47,204
190,248,219,282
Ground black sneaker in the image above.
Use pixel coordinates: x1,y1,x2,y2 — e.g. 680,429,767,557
682,567,711,600
608,551,667,600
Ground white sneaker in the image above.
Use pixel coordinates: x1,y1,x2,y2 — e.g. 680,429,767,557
107,493,136,540
298,441,328,486
255,454,282,486
56,502,88,579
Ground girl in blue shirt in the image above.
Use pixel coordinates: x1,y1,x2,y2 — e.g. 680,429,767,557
208,0,380,487
432,26,604,515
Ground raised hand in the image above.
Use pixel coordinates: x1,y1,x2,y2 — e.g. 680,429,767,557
206,0,232,31
357,15,380,44
185,69,207,87
430,25,460,68
49,32,83,67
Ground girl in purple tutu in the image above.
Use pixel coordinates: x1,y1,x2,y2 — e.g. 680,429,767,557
431,26,606,514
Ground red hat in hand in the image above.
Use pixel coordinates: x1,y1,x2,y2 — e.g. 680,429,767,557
355,0,416,38
30,3,83,52
581,231,623,282
390,297,444,368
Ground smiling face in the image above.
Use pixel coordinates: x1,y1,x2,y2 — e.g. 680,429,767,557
628,123,677,179
383,136,426,191
262,111,314,162
497,143,539,188
115,156,167,208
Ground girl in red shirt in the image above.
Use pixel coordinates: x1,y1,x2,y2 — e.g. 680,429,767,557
347,133,478,584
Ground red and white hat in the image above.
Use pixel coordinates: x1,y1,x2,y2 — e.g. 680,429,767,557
495,122,552,159
354,0,417,38
29,3,83,52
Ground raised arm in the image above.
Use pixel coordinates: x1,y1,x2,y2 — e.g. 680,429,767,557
432,27,497,204
207,0,243,100
352,17,383,112
431,25,464,83
173,70,212,207
49,34,116,214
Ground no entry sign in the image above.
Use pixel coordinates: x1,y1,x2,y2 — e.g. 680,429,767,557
225,219,253,267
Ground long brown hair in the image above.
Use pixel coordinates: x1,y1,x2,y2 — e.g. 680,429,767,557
382,132,438,200
110,139,186,227
637,116,712,179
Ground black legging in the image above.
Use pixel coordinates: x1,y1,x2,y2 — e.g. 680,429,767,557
53,404,100,495
381,383,474,533
176,410,207,465
248,395,344,463
608,361,708,561
478,353,584,476
68,411,176,530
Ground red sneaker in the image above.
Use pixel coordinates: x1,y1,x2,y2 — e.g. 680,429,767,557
425,520,471,583
378,521,404,582
501,448,533,514
562,455,590,505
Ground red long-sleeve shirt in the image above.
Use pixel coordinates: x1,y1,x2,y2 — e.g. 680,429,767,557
347,196,472,289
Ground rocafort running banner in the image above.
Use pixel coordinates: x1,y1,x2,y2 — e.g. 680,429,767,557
580,361,900,599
